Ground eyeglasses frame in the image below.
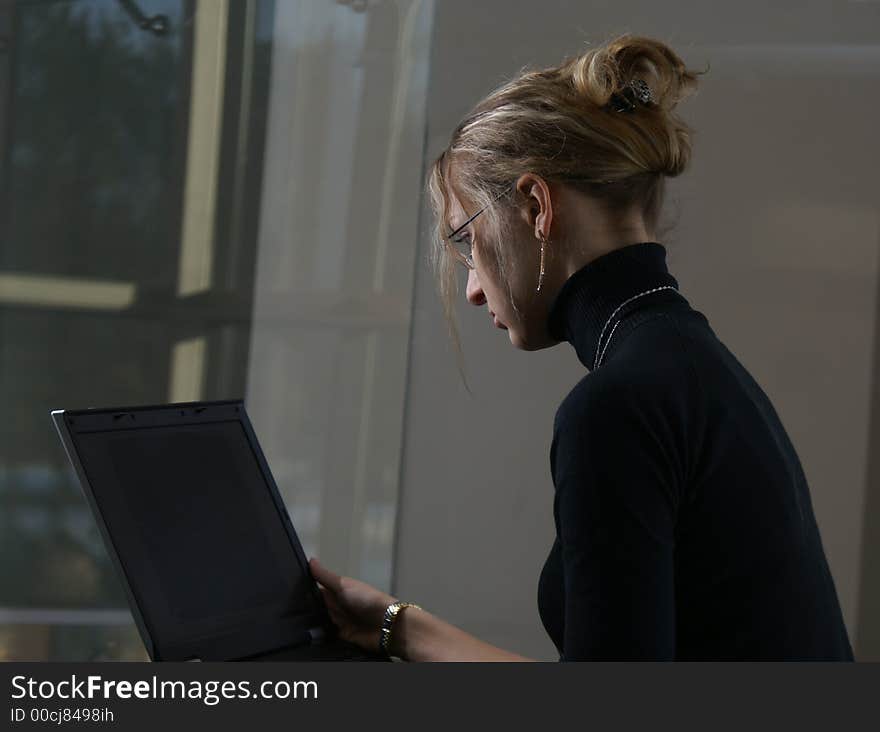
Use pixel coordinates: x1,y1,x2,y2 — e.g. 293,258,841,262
444,187,512,270
443,176,620,270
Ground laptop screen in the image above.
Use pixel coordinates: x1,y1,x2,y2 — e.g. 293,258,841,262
71,415,318,651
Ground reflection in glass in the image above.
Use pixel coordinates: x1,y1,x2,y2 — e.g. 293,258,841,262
0,0,433,659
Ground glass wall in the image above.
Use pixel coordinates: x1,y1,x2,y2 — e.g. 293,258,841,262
244,0,432,591
0,0,433,660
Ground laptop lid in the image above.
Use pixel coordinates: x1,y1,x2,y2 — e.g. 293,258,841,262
50,399,333,661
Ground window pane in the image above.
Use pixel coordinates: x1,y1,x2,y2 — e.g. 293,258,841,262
0,0,433,660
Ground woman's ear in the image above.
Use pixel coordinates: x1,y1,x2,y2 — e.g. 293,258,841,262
515,172,553,238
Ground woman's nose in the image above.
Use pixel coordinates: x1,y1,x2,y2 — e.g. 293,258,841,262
465,267,486,306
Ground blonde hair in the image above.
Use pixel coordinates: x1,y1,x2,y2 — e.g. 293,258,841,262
426,32,708,392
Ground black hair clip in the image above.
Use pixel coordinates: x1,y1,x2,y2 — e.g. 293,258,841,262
607,78,654,113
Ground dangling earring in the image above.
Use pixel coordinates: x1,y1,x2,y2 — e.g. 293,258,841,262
536,233,547,293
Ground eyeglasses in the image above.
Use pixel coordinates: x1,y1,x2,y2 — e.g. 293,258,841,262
443,176,618,269
445,208,482,270
445,187,510,270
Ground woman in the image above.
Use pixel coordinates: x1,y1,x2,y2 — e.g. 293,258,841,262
309,33,855,661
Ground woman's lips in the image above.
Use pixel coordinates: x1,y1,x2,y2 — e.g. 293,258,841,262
491,312,507,330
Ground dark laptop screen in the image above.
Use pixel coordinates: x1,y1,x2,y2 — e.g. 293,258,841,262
73,418,316,648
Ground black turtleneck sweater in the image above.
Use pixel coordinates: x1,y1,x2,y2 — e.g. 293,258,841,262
537,242,854,661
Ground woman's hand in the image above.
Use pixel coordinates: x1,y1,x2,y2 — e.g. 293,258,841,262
308,557,397,654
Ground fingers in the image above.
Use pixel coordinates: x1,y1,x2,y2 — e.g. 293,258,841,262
309,557,343,594
317,585,343,621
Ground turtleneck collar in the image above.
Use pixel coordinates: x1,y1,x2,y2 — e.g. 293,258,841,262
546,242,683,370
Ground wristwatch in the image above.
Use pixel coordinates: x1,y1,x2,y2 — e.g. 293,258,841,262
379,601,422,658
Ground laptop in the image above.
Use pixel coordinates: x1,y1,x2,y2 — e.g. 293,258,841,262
50,399,389,662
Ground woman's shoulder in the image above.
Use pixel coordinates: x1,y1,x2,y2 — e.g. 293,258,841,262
554,313,701,434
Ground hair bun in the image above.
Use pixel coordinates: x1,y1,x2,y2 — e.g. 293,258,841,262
565,33,706,115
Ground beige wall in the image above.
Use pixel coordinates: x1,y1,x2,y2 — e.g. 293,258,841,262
394,1,880,660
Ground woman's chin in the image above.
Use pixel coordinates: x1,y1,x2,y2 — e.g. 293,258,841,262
506,328,525,349
499,322,541,351
508,328,551,352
